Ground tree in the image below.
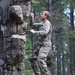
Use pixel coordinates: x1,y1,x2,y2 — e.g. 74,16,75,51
69,1,75,75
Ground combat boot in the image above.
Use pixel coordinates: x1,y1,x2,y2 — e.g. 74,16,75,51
35,73,40,75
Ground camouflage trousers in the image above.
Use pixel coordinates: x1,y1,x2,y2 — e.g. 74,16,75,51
5,35,26,75
30,46,51,75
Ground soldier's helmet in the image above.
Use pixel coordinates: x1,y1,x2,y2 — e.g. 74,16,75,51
9,5,23,24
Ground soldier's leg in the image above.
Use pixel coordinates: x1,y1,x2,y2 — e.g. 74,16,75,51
29,47,40,75
37,46,51,75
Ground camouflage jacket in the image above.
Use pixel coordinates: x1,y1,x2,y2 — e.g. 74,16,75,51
31,20,52,47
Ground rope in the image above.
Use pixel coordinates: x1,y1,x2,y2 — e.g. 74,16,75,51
29,1,35,54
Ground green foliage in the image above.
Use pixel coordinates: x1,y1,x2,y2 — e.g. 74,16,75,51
67,30,75,38
26,35,32,57
32,0,40,5
25,36,33,75
25,69,33,75
25,17,33,75
25,59,32,69
32,0,47,11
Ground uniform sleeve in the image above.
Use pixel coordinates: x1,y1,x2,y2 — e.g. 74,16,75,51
33,22,43,26
35,22,51,35
30,16,43,28
31,22,43,29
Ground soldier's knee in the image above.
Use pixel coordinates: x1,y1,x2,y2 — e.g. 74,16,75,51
29,56,37,62
37,57,44,65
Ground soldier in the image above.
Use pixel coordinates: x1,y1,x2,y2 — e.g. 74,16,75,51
29,11,52,75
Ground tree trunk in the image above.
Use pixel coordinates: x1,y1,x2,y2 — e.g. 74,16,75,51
69,2,75,75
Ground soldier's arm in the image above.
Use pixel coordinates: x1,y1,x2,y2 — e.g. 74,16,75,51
30,13,43,28
34,22,51,35
30,16,43,28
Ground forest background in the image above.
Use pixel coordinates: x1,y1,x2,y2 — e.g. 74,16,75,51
25,0,75,75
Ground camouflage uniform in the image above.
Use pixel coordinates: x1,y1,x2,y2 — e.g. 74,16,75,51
30,20,52,75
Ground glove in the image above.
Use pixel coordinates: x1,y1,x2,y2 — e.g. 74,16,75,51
30,29,36,34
